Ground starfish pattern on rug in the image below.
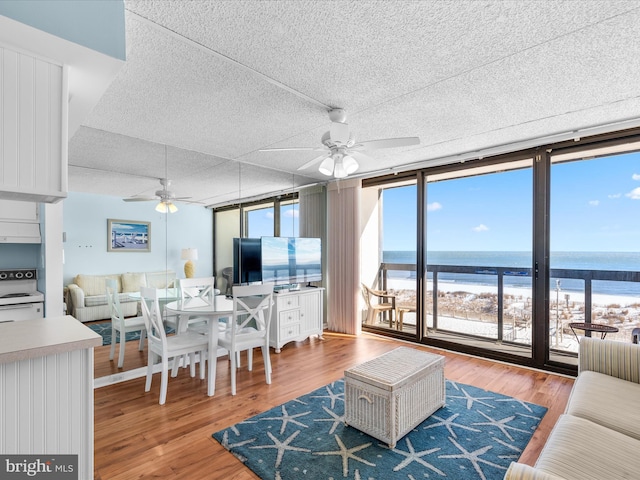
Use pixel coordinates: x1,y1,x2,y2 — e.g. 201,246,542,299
310,383,344,409
314,405,344,434
213,378,547,480
313,434,376,477
386,437,445,476
449,387,497,410
439,436,508,480
423,412,482,438
472,411,533,442
259,404,311,435
249,430,311,469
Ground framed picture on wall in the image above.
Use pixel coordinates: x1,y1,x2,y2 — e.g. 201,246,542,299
107,219,151,252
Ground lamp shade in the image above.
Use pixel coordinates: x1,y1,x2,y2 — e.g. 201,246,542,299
155,201,178,213
318,156,335,176
342,155,359,174
333,159,348,178
181,248,198,260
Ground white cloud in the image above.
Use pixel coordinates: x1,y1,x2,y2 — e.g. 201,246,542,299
266,212,274,219
473,224,489,232
588,200,599,206
427,202,442,211
608,193,621,199
283,209,299,218
626,187,640,200
633,173,640,181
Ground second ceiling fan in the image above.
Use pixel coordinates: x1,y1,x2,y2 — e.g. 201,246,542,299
260,109,420,178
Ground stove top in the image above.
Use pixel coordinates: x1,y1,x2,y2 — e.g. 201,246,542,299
0,269,43,306
0,269,37,281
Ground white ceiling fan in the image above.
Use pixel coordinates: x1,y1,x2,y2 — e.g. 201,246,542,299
123,178,196,213
260,109,420,178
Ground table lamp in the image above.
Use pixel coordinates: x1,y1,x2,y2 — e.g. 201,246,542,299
181,248,198,278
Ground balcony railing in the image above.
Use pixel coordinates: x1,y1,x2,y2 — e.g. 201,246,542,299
376,262,640,351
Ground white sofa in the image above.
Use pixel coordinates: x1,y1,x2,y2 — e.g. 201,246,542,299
66,271,176,323
505,337,640,480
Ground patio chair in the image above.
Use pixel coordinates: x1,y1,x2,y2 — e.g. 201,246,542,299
361,283,396,327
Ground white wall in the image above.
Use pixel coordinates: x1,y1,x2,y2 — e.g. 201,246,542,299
63,192,213,285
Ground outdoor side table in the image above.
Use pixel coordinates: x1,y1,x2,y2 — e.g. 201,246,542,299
569,322,619,343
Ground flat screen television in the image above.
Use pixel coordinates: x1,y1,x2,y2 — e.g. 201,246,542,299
261,236,322,286
232,238,262,284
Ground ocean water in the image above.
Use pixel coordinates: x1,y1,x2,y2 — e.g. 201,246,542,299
383,251,640,297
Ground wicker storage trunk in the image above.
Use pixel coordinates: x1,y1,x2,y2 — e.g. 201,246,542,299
344,347,445,447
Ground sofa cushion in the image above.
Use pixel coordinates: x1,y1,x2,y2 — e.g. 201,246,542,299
145,270,175,289
565,370,640,441
74,274,122,296
122,273,147,293
85,293,136,307
535,414,640,480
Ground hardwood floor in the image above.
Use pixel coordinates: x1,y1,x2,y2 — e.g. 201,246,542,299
93,332,575,479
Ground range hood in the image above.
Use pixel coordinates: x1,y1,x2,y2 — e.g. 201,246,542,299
0,222,41,243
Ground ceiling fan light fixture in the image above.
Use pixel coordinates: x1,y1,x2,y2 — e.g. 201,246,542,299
333,159,348,178
318,156,335,176
342,155,359,174
155,200,178,213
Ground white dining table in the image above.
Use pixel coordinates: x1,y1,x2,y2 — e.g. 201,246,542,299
164,295,233,396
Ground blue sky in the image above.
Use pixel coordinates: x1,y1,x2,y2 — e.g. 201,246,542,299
383,152,640,252
247,203,299,238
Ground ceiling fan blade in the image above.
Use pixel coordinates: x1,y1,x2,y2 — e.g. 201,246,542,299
355,137,420,151
349,150,374,163
297,152,331,171
259,147,321,152
123,197,156,202
173,196,193,201
330,122,350,145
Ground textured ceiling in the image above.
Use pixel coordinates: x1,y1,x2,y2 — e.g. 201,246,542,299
68,0,640,208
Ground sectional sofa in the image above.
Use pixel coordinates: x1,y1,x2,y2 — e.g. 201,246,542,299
65,270,176,322
505,336,640,480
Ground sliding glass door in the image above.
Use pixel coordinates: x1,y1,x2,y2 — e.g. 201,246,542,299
362,130,640,372
424,159,534,357
548,145,640,363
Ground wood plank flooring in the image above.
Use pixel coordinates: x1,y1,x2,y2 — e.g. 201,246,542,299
93,332,574,479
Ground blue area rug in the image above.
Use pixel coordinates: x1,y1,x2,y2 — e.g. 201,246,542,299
86,322,142,346
86,322,174,347
212,378,546,480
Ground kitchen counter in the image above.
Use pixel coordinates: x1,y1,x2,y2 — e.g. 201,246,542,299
0,315,101,479
0,315,101,364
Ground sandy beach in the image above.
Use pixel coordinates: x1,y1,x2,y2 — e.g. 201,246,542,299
380,277,640,351
387,277,640,307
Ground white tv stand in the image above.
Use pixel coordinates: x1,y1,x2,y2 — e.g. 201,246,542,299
270,287,324,353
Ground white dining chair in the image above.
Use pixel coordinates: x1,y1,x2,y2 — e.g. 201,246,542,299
177,277,219,333
140,286,209,405
218,283,274,395
106,278,147,369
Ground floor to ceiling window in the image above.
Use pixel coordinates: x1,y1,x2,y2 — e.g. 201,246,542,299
361,180,418,333
213,194,299,285
424,159,533,357
548,143,640,362
363,131,640,373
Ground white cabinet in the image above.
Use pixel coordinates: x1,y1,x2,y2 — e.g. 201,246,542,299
0,200,39,222
0,45,67,203
270,288,324,353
